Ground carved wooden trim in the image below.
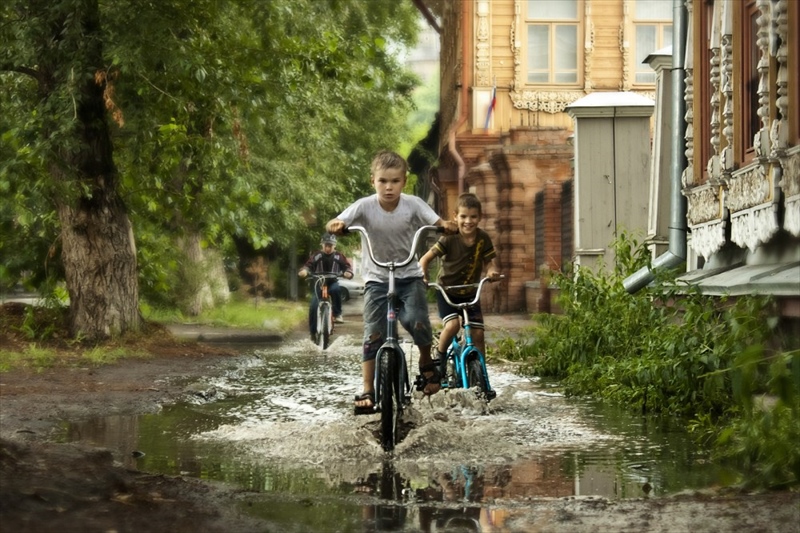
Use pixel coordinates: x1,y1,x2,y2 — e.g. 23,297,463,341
619,0,631,91
781,146,800,236
476,1,491,87
726,161,780,250
726,162,772,212
682,0,695,188
770,0,789,154
690,219,727,260
685,183,725,225
730,203,779,251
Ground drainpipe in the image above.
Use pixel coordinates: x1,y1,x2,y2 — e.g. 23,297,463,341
448,0,470,195
623,0,688,293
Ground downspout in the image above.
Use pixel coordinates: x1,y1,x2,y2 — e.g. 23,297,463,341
448,0,470,195
623,0,688,292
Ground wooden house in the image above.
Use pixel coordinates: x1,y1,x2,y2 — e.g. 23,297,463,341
416,0,799,317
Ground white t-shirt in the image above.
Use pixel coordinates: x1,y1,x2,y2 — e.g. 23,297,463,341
337,194,440,283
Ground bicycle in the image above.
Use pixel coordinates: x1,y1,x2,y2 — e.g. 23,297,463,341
306,273,340,350
423,276,504,401
346,224,442,452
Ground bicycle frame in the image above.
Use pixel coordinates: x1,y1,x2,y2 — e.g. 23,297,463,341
428,276,503,400
347,224,441,450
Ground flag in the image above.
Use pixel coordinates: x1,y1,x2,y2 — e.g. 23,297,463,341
484,83,497,130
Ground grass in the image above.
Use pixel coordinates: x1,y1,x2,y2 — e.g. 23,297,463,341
0,296,308,373
141,296,307,331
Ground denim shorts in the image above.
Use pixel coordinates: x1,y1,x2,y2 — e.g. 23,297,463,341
362,277,433,362
436,291,485,329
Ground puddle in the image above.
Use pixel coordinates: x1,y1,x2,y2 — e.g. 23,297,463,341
56,333,744,531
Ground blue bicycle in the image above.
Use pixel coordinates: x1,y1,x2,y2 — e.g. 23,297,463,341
425,276,504,401
347,224,442,451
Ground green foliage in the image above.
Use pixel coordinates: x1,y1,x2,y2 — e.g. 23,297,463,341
494,232,799,488
0,0,422,309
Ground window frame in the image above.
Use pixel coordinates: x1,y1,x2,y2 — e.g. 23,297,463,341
631,0,673,87
523,0,584,88
735,0,760,165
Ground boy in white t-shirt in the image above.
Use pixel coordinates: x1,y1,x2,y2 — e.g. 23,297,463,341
327,150,456,413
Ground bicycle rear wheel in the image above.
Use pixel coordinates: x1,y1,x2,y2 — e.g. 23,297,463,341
378,348,400,451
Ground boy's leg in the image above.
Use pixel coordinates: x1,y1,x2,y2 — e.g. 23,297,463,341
356,359,376,408
398,278,440,395
355,282,387,408
435,291,460,359
308,293,319,336
330,282,343,318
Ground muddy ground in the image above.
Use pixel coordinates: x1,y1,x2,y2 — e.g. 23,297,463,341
1,303,798,532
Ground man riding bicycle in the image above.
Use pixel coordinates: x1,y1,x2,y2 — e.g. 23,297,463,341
298,233,354,340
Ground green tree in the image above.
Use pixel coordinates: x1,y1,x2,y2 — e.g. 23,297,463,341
1,0,420,331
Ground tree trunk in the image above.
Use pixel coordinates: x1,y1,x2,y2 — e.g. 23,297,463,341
178,233,230,317
58,199,140,339
41,0,140,340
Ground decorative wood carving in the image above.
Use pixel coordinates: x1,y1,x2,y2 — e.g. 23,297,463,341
619,0,631,91
690,219,727,260
686,184,724,226
476,1,491,87
781,147,800,236
683,0,695,188
770,0,789,154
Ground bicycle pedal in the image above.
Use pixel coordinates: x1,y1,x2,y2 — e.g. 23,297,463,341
486,390,497,401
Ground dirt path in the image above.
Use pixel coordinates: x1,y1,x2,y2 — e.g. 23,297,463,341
1,313,798,532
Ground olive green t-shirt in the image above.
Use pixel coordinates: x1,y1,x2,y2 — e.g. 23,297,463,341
430,229,496,295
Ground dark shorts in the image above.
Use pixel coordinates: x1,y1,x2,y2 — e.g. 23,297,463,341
435,291,484,329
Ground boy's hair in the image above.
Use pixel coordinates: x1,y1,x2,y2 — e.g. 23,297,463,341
456,192,483,215
370,150,408,176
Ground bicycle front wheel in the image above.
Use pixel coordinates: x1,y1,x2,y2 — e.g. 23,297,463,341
466,354,490,398
378,348,400,452
318,303,332,349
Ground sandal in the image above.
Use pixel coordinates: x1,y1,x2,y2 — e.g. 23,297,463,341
415,361,442,396
353,391,375,415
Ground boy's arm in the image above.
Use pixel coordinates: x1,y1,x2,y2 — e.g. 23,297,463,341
339,253,354,279
434,217,458,234
298,252,316,278
418,249,438,283
484,257,500,280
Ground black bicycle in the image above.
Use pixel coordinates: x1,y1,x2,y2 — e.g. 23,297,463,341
347,224,441,451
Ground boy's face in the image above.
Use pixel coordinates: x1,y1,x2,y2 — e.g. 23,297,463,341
371,167,406,209
322,242,335,253
455,206,481,236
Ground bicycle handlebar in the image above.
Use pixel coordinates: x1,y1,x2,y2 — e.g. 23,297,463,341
428,275,505,309
345,225,443,269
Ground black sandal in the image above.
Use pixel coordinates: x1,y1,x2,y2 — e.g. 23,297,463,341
353,391,375,415
415,361,442,394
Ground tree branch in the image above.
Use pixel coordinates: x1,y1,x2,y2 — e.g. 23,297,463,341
0,63,41,81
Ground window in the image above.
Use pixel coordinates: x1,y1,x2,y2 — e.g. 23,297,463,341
526,0,580,85
633,0,673,84
738,0,760,162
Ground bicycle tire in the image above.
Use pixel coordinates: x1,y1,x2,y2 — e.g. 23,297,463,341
316,303,331,350
378,348,399,451
466,354,489,397
321,304,331,349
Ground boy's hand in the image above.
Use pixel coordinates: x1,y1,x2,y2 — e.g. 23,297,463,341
327,219,346,235
442,221,458,234
488,271,501,281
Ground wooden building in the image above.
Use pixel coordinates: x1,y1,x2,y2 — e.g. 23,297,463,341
421,0,798,315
